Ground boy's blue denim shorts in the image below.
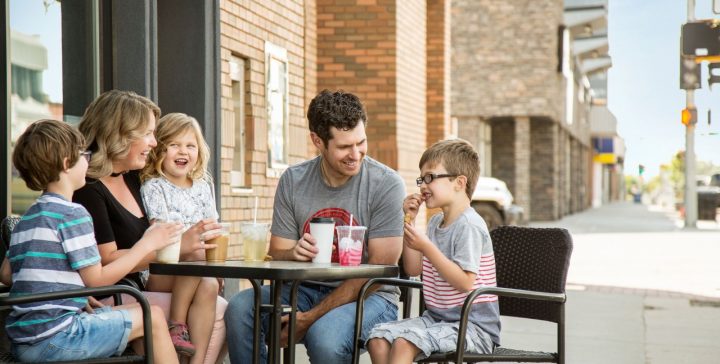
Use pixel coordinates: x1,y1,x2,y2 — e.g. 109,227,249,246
12,306,133,362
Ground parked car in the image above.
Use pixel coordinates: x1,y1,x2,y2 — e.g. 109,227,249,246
472,177,525,231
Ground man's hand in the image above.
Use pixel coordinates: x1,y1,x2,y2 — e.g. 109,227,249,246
404,223,432,253
279,311,312,347
290,233,319,261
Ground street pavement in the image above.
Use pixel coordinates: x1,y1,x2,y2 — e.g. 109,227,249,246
291,201,720,363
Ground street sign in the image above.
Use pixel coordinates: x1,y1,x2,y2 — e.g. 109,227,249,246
682,20,720,56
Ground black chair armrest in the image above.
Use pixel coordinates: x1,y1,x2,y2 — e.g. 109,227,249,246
352,277,422,364
0,285,154,363
112,277,142,305
453,286,567,363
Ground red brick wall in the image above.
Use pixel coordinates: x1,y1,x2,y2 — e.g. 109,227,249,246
219,0,315,258
426,0,451,147
317,0,428,201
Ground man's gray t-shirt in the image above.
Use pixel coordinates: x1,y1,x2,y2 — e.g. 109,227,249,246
272,156,405,302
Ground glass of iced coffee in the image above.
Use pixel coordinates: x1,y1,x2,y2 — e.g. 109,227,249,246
240,222,269,262
205,222,231,263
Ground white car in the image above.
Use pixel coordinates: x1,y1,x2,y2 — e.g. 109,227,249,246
472,177,525,230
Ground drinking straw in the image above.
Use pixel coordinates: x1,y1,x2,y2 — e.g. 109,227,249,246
253,196,259,225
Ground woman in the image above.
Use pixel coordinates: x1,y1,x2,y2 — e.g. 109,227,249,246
73,90,227,364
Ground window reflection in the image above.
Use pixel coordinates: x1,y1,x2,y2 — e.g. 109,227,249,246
9,0,63,214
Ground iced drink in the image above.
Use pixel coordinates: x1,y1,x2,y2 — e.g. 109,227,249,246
205,222,231,262
309,217,335,263
335,226,366,266
241,222,269,262
156,212,183,264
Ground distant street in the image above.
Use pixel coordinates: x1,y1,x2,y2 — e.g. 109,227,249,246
532,201,720,299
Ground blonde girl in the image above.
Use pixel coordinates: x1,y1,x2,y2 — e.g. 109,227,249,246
140,113,220,362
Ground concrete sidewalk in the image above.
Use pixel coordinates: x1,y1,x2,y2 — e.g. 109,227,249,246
525,202,720,363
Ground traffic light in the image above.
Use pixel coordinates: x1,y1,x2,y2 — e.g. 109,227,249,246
682,107,697,126
638,164,645,176
680,55,701,89
682,20,720,57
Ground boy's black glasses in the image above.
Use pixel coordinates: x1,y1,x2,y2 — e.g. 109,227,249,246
416,173,457,187
80,150,92,162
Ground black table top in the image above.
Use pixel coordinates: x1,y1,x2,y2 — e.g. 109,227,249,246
149,260,399,281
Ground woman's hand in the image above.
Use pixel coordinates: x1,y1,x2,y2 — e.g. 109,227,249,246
402,193,424,223
180,219,220,258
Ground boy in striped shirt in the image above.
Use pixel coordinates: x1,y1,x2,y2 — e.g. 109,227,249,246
0,119,181,363
367,139,500,363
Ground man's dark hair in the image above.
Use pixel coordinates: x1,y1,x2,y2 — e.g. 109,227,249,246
307,89,367,146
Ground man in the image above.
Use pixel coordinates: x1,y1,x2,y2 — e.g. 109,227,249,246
225,90,405,363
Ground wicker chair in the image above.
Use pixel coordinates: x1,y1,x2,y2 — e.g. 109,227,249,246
0,216,154,363
352,226,573,364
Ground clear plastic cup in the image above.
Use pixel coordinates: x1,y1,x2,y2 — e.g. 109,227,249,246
309,217,335,263
156,212,183,263
205,222,231,262
241,222,269,262
335,226,366,266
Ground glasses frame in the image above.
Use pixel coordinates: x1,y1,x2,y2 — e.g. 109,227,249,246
80,150,92,162
415,173,458,187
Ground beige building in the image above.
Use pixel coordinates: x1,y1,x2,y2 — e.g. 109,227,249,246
450,0,617,221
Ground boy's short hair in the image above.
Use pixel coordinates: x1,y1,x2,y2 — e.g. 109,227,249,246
307,89,367,147
419,139,480,200
12,119,85,191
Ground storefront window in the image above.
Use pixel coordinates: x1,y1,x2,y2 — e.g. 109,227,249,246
9,0,64,214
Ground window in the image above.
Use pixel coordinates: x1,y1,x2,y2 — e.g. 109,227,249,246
6,0,100,215
265,42,289,174
230,55,249,189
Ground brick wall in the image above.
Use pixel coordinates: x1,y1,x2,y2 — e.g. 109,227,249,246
426,0,451,146
451,0,564,121
317,0,426,196
530,119,559,221
219,0,313,258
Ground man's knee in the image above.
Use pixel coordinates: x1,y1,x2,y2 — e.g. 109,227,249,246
225,289,254,321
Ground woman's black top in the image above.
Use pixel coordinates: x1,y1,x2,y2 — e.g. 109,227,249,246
73,170,149,289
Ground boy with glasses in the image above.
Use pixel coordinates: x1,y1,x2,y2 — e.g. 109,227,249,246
366,139,501,363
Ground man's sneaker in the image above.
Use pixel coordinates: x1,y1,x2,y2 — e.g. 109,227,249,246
168,320,196,357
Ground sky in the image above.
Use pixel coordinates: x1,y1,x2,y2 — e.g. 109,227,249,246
608,0,720,178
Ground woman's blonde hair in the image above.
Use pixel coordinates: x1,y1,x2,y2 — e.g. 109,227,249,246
78,90,160,179
140,113,211,183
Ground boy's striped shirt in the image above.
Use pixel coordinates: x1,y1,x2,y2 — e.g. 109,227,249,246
6,193,100,344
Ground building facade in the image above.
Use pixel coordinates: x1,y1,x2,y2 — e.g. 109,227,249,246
450,0,618,221
2,0,619,261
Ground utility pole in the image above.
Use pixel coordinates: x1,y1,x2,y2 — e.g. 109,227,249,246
685,0,698,228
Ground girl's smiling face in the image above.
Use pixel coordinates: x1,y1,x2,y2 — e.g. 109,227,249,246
161,128,199,187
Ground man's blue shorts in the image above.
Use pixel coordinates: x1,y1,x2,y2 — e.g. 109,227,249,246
12,306,133,362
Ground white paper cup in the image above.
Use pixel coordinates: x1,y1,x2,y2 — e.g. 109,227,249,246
310,217,335,263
